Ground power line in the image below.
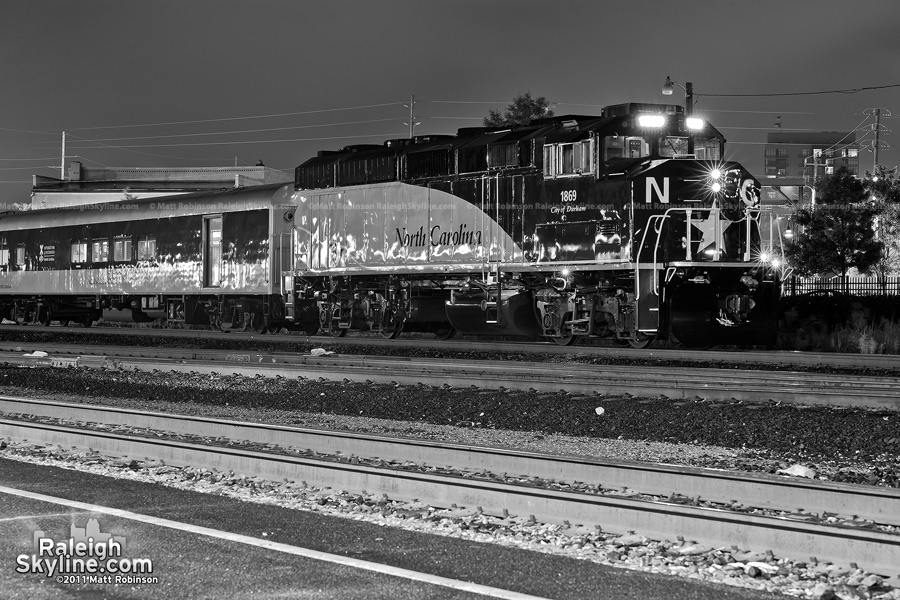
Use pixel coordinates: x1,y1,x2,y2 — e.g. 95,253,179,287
60,131,409,150
0,126,58,136
718,126,840,131
425,100,512,105
0,156,59,161
0,165,56,171
63,133,225,163
702,109,817,115
63,118,402,144
6,102,407,134
703,83,900,97
421,116,483,121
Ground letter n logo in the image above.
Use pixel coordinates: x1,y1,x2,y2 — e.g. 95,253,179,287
646,177,669,204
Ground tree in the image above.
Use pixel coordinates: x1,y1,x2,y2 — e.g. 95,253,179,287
483,91,554,128
784,167,882,290
816,164,866,206
866,166,900,279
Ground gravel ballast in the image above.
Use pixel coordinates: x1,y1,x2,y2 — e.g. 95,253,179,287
1,364,899,599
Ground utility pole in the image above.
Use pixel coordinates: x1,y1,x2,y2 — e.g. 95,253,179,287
864,107,892,172
404,94,420,139
873,108,881,171
61,131,66,180
683,82,694,154
684,82,693,118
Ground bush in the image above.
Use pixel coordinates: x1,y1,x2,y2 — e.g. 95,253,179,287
779,295,900,353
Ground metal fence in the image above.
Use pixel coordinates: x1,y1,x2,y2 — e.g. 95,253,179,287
782,276,900,296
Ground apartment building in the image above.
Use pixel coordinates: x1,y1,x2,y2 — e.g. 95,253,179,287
764,131,859,184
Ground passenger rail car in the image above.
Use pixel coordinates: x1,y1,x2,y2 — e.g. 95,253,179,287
283,102,784,347
0,184,297,332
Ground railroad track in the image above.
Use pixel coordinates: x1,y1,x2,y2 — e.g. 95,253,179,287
1,396,898,581
2,343,900,409
5,322,900,372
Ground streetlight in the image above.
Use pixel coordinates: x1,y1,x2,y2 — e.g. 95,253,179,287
662,76,694,117
662,76,698,154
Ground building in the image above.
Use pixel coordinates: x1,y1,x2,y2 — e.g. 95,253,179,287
30,162,293,209
764,131,860,184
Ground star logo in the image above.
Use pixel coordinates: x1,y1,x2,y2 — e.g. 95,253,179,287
690,200,733,257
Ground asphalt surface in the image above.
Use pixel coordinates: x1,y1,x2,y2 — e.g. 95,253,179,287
0,457,786,600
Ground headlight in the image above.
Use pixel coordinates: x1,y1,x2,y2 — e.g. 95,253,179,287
708,168,722,194
686,117,704,130
638,115,665,127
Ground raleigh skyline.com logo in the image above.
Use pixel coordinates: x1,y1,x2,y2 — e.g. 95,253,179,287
15,518,158,585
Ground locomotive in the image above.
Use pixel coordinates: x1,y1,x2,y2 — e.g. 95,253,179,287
283,102,783,348
0,101,783,348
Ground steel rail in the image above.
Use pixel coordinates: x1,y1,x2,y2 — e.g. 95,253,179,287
2,345,900,409
2,396,897,525
4,323,900,371
1,413,898,582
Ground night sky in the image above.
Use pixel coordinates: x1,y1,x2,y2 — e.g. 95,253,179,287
2,0,899,202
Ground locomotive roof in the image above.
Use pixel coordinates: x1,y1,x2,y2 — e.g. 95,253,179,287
454,129,518,150
293,104,727,189
297,108,724,165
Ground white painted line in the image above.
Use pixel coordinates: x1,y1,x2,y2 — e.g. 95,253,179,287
0,485,552,600
0,512,80,522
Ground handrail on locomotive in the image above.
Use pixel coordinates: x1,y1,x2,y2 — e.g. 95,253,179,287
646,205,786,273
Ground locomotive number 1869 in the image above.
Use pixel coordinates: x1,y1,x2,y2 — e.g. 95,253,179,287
560,190,578,202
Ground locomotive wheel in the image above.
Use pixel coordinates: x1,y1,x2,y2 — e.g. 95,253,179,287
80,316,93,328
433,325,456,340
381,326,402,340
300,322,319,336
549,334,579,346
380,314,403,339
318,306,346,337
626,333,655,349
266,324,283,335
38,307,52,327
251,312,267,334
379,304,405,340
